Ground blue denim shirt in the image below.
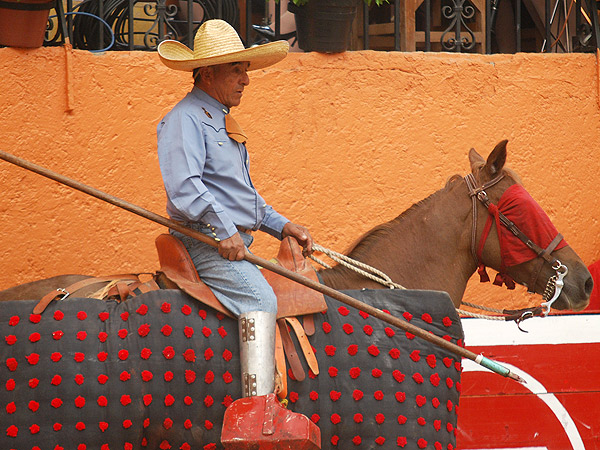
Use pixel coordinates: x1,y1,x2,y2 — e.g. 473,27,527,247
157,87,289,241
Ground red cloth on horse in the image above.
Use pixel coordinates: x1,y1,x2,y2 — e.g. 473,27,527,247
496,184,568,267
586,260,600,312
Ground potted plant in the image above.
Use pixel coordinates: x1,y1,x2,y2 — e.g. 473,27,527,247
285,0,387,52
0,0,55,48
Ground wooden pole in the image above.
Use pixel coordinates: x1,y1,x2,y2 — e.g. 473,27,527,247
0,149,524,383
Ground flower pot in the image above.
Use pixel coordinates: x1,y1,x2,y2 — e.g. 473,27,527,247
288,0,359,53
0,0,54,48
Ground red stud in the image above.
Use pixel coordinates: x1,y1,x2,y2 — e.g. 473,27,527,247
5,335,17,345
7,357,19,371
352,389,363,401
330,414,341,424
76,311,87,321
329,391,341,401
138,324,150,337
26,353,40,365
140,348,152,360
30,314,42,323
161,302,172,313
368,345,380,356
183,349,196,362
342,323,354,334
137,304,148,315
29,332,41,342
222,371,232,384
337,306,350,316
161,325,172,336
164,371,174,382
217,326,227,338
184,326,194,338
54,311,64,321
349,367,361,379
29,424,40,434
322,322,332,334
8,315,20,326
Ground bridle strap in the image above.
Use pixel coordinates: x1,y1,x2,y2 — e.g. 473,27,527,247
464,173,505,265
527,232,563,293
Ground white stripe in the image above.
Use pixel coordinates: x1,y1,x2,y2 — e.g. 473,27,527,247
463,360,585,450
468,448,547,450
462,314,600,346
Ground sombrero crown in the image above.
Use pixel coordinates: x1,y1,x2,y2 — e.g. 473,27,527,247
158,19,289,72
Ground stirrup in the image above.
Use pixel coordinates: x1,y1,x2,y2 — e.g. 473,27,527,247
221,393,321,450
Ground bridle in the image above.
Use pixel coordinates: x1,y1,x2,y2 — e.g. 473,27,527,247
464,173,569,322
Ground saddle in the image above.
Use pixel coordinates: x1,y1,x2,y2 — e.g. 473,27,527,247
155,233,327,397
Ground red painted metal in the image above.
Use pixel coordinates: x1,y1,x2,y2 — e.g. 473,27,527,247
221,393,321,449
457,312,600,450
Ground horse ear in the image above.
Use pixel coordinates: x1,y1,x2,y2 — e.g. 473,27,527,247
469,147,485,171
485,140,508,176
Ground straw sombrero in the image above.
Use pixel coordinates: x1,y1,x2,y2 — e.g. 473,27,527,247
158,19,289,72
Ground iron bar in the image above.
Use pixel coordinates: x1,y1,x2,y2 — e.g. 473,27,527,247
363,2,369,50
394,0,400,51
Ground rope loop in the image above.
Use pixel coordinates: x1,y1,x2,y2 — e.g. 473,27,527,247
310,244,405,290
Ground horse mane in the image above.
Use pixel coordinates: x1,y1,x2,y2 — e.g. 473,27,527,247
344,175,464,260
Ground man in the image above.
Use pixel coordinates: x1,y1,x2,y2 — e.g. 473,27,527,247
157,19,313,408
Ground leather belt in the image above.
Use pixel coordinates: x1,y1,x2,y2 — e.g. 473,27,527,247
236,225,254,235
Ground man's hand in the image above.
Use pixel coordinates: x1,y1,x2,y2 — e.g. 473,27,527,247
282,222,314,257
218,233,247,261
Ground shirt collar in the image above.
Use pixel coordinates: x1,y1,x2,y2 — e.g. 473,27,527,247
191,87,230,117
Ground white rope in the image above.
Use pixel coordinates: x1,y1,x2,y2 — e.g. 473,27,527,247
310,244,406,290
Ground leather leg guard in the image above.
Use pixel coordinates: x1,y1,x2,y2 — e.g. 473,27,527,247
221,311,321,449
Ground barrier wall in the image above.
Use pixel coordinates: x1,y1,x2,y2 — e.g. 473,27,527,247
1,46,599,311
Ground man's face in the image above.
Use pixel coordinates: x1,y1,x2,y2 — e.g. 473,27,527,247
208,62,250,108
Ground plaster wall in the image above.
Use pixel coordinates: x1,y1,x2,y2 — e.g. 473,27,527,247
1,47,599,311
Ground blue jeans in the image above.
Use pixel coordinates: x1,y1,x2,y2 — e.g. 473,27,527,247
170,224,277,318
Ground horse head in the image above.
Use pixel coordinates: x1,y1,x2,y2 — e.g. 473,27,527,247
468,140,593,312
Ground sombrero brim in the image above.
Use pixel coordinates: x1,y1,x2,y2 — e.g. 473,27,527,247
158,40,289,72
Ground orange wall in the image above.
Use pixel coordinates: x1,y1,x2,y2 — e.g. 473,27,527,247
1,47,599,311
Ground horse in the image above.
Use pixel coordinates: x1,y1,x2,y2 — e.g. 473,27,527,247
319,141,592,311
0,142,593,450
0,141,593,311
